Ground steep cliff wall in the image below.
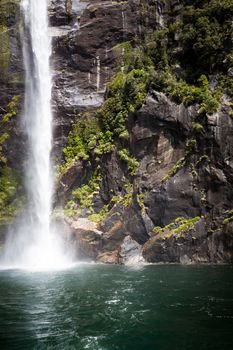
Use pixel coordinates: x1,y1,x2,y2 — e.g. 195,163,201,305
54,0,233,264
0,0,24,233
0,0,23,164
1,0,233,264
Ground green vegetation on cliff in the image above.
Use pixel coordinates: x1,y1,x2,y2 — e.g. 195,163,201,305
152,216,201,240
173,1,233,80
0,95,21,221
0,166,21,222
0,0,21,81
0,24,10,78
59,66,146,177
98,67,148,136
223,210,233,225
0,95,20,162
60,0,233,219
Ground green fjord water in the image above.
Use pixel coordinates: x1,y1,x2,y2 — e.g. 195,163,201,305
0,265,233,350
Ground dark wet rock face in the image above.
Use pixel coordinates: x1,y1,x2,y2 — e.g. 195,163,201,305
50,0,174,156
56,159,93,206
133,91,233,263
51,2,233,265
0,1,23,100
142,218,209,264
0,0,24,170
65,89,233,264
49,0,73,26
143,220,233,264
51,0,144,155
130,91,201,227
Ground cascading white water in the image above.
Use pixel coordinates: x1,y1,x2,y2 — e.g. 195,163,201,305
1,0,73,270
23,0,53,243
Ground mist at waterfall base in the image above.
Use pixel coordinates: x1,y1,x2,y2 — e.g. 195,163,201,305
0,265,233,349
0,0,74,270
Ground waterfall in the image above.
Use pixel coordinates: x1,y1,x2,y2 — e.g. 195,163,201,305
23,0,53,242
1,0,73,270
96,56,100,91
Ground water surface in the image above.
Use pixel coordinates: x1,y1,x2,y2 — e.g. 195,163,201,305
0,264,233,349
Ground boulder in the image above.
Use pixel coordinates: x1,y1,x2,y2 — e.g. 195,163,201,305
97,250,119,264
67,217,103,260
120,235,144,265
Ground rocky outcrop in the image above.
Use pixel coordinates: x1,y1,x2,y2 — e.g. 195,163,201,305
120,235,145,265
131,92,201,226
68,217,103,260
67,214,146,264
62,89,233,264
131,92,233,263
56,159,93,206
143,219,233,264
49,0,75,26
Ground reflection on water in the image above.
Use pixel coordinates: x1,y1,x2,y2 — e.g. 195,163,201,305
0,265,233,349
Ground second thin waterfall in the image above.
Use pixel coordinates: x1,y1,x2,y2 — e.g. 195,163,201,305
2,0,72,269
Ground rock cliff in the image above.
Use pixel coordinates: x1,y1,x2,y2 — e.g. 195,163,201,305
1,0,233,264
